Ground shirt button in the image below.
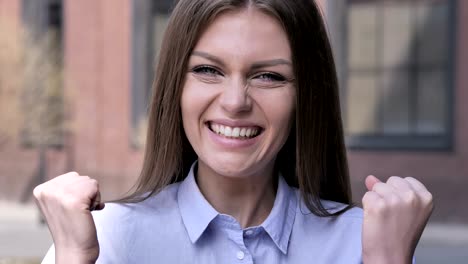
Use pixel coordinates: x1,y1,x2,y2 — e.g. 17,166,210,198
236,251,245,260
244,230,253,236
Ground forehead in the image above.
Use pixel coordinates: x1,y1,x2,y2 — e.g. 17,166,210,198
193,8,291,61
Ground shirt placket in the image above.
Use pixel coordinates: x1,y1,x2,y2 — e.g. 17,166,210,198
217,215,254,264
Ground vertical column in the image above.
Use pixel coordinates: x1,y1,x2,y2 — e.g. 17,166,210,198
64,0,101,173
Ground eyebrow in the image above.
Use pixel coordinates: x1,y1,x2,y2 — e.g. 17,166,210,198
191,51,292,70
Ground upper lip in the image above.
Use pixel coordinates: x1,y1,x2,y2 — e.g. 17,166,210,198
207,119,264,129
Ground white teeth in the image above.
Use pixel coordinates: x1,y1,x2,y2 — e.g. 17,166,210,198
232,127,240,137
209,123,260,139
240,128,246,137
224,126,232,137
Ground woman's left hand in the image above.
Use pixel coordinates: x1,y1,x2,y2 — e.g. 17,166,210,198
361,175,434,264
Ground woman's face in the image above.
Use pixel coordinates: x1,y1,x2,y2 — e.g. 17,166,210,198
181,8,295,179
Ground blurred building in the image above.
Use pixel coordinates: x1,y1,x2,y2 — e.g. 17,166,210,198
326,0,468,223
0,0,466,223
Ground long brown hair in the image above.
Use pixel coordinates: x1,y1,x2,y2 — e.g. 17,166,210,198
119,0,353,217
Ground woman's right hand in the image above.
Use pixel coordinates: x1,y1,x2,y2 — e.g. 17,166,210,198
33,172,104,264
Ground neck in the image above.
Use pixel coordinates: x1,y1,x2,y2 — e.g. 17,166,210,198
196,161,277,229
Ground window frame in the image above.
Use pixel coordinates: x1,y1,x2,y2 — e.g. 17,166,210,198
335,0,457,151
130,0,173,148
20,0,64,149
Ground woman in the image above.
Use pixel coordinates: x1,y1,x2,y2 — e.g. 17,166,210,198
35,0,433,263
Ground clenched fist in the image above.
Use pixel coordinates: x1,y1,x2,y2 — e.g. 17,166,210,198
33,172,105,264
362,175,434,264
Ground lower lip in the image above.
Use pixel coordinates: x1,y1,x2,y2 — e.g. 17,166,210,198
206,125,262,149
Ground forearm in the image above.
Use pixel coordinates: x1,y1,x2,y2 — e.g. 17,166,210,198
55,247,98,264
363,253,412,264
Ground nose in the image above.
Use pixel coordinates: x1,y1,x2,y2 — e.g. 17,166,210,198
219,77,252,115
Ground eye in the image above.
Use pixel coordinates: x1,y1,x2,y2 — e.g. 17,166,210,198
249,72,291,89
191,65,223,77
254,72,286,82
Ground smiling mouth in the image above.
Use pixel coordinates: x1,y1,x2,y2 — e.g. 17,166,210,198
207,122,263,139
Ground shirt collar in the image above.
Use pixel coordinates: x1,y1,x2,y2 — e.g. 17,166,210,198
177,161,297,254
260,174,297,254
177,162,219,244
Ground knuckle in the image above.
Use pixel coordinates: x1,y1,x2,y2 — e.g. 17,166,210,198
404,176,416,182
371,199,387,214
387,176,401,184
421,191,433,205
387,194,400,208
33,185,43,200
66,171,80,177
33,184,54,201
372,182,383,192
402,191,417,204
89,179,99,192
362,192,373,205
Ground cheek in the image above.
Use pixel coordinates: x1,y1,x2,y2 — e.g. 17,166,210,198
267,90,296,151
180,79,214,138
181,81,201,122
180,84,198,139
263,88,296,130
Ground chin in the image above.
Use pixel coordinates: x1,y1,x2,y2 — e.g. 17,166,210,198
199,154,272,179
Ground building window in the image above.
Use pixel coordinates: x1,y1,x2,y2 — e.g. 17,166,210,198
21,0,64,148
344,0,454,150
131,0,173,148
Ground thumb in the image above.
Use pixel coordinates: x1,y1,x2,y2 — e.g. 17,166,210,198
365,175,381,191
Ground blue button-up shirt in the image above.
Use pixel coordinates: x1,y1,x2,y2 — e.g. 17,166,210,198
42,164,364,263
